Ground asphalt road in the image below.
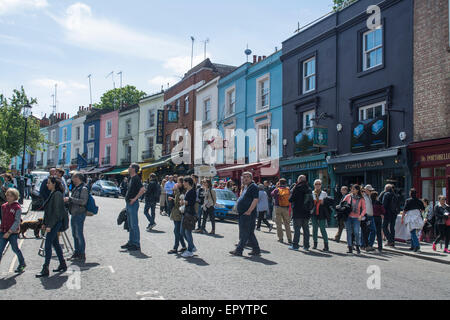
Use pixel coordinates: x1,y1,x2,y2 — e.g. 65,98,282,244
0,196,449,300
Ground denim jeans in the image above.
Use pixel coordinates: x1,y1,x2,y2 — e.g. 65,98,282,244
410,229,420,249
292,218,310,249
166,194,174,217
311,215,328,244
44,221,64,266
366,216,377,247
71,214,86,255
0,233,25,266
180,216,195,252
373,216,383,250
236,213,260,254
345,217,361,246
383,215,396,243
201,207,216,232
173,220,186,250
144,202,156,225
126,200,140,247
197,204,203,229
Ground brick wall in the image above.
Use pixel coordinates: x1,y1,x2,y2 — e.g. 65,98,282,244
414,0,450,141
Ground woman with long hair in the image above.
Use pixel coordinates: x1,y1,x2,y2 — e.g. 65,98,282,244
36,176,69,278
311,179,329,252
168,177,187,254
432,195,450,253
343,185,366,254
201,179,217,235
401,189,425,252
180,177,197,258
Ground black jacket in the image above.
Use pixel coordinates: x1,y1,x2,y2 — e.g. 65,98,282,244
311,196,334,221
403,197,425,212
117,208,129,231
289,182,312,219
145,180,160,203
382,191,399,217
43,191,69,230
433,204,450,225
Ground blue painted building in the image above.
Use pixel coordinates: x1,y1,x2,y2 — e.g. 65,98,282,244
216,50,283,182
83,109,109,167
58,119,72,168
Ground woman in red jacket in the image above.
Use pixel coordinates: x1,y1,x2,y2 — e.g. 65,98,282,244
343,185,366,254
0,188,26,273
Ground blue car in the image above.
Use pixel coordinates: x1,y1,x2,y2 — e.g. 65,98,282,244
91,180,120,198
213,189,238,220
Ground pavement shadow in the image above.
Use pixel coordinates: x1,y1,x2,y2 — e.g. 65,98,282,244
129,251,151,259
179,256,209,266
40,275,69,290
301,250,332,258
0,274,21,290
243,256,277,265
205,234,224,239
350,254,389,262
395,248,447,257
70,262,101,271
147,230,166,234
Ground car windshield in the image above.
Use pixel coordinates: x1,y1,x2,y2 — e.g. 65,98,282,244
100,181,117,187
214,189,237,201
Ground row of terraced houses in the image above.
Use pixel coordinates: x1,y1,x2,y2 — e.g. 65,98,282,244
11,0,450,205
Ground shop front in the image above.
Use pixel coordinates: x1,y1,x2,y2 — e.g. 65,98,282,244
280,154,330,190
327,147,410,203
409,138,450,206
216,160,279,184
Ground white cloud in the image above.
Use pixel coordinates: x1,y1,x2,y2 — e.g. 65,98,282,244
0,0,48,16
30,78,87,91
148,76,179,89
51,2,188,63
163,53,210,75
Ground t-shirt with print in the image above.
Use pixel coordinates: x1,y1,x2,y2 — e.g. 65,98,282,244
125,175,143,202
237,183,259,215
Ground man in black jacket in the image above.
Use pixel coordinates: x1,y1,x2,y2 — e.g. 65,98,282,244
334,186,349,242
288,175,312,251
382,184,399,247
144,173,160,231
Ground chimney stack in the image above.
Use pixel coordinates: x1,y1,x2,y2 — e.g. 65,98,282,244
263,56,267,60
258,56,262,62
253,55,257,64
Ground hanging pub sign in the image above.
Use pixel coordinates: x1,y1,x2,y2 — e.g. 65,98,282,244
168,110,178,123
294,128,318,155
313,126,328,148
156,110,164,144
351,115,388,153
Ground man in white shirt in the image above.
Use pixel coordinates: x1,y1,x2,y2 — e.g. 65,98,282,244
362,185,376,252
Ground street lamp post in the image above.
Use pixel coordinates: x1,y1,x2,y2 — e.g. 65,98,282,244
20,104,32,204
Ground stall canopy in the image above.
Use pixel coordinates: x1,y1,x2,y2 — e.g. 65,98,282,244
103,167,128,176
84,166,113,175
120,162,157,176
141,155,172,170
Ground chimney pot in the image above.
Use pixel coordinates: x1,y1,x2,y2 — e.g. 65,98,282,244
253,55,257,64
263,56,267,60
258,56,262,62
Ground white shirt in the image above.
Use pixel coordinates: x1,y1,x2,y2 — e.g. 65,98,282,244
364,194,374,217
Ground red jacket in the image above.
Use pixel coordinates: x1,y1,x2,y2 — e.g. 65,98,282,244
1,202,21,233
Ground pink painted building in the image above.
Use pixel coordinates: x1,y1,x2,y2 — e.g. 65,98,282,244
99,110,119,167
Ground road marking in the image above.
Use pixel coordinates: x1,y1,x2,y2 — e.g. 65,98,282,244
136,290,165,300
108,265,115,273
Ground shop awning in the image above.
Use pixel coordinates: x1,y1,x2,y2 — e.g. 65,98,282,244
77,166,96,174
84,166,113,175
141,155,172,170
103,167,128,175
327,148,399,165
120,162,158,176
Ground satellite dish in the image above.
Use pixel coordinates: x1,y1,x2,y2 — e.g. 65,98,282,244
245,49,252,56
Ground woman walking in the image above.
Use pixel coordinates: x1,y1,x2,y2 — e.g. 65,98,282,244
432,195,450,253
167,177,187,254
343,185,366,254
311,179,329,252
0,188,26,273
201,179,217,235
371,191,385,253
180,177,197,258
256,184,273,232
419,199,433,242
401,189,425,252
160,179,167,216
36,177,69,278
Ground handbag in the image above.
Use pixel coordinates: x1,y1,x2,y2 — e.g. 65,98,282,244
182,213,197,231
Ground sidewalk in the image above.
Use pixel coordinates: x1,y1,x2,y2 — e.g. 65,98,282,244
20,199,32,215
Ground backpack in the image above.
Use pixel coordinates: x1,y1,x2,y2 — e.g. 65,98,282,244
303,193,314,212
86,193,99,216
278,188,290,207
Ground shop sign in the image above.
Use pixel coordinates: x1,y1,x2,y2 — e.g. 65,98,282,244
351,115,387,153
168,110,178,123
344,160,384,170
294,128,318,155
313,126,328,148
156,110,164,144
420,153,450,163
281,160,327,172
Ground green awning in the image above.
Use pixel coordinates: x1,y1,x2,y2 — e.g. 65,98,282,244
103,167,128,175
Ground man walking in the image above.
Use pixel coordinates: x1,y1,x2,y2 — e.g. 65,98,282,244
121,163,146,252
271,179,293,244
164,176,176,217
144,173,160,231
334,186,349,242
382,184,399,247
230,172,260,257
288,175,313,251
64,172,89,262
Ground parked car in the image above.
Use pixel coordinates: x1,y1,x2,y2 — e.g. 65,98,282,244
213,188,238,220
91,180,120,198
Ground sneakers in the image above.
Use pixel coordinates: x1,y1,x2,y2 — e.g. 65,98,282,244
192,247,197,253
68,253,80,260
146,223,156,231
248,251,261,257
181,251,194,258
167,249,178,254
268,225,273,232
121,243,132,249
179,247,187,253
288,245,299,251
256,228,260,231
229,250,243,256
127,245,141,252
15,264,26,273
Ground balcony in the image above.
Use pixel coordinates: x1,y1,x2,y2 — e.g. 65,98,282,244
36,161,43,167
141,150,154,161
121,157,131,166
58,159,66,165
87,158,98,166
71,158,78,165
47,159,55,166
102,156,111,165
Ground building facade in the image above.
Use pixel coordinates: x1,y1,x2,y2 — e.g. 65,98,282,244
84,109,108,167
281,0,414,199
99,110,119,167
117,104,140,167
409,0,450,204
138,92,164,163
58,118,72,169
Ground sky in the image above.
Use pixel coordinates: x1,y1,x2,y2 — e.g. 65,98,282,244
0,0,334,119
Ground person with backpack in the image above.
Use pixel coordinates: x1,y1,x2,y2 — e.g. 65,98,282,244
343,185,366,254
311,179,329,252
144,174,161,231
288,175,313,251
401,188,425,252
64,172,89,262
271,178,292,244
432,195,450,253
382,184,399,247
36,177,69,278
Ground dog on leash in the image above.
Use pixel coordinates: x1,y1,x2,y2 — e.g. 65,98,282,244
19,218,44,239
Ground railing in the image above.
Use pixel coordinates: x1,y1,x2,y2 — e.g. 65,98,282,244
141,150,154,161
58,159,66,165
87,158,97,165
102,157,111,165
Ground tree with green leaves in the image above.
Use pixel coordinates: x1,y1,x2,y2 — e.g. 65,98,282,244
333,0,358,11
0,87,46,167
94,85,146,110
